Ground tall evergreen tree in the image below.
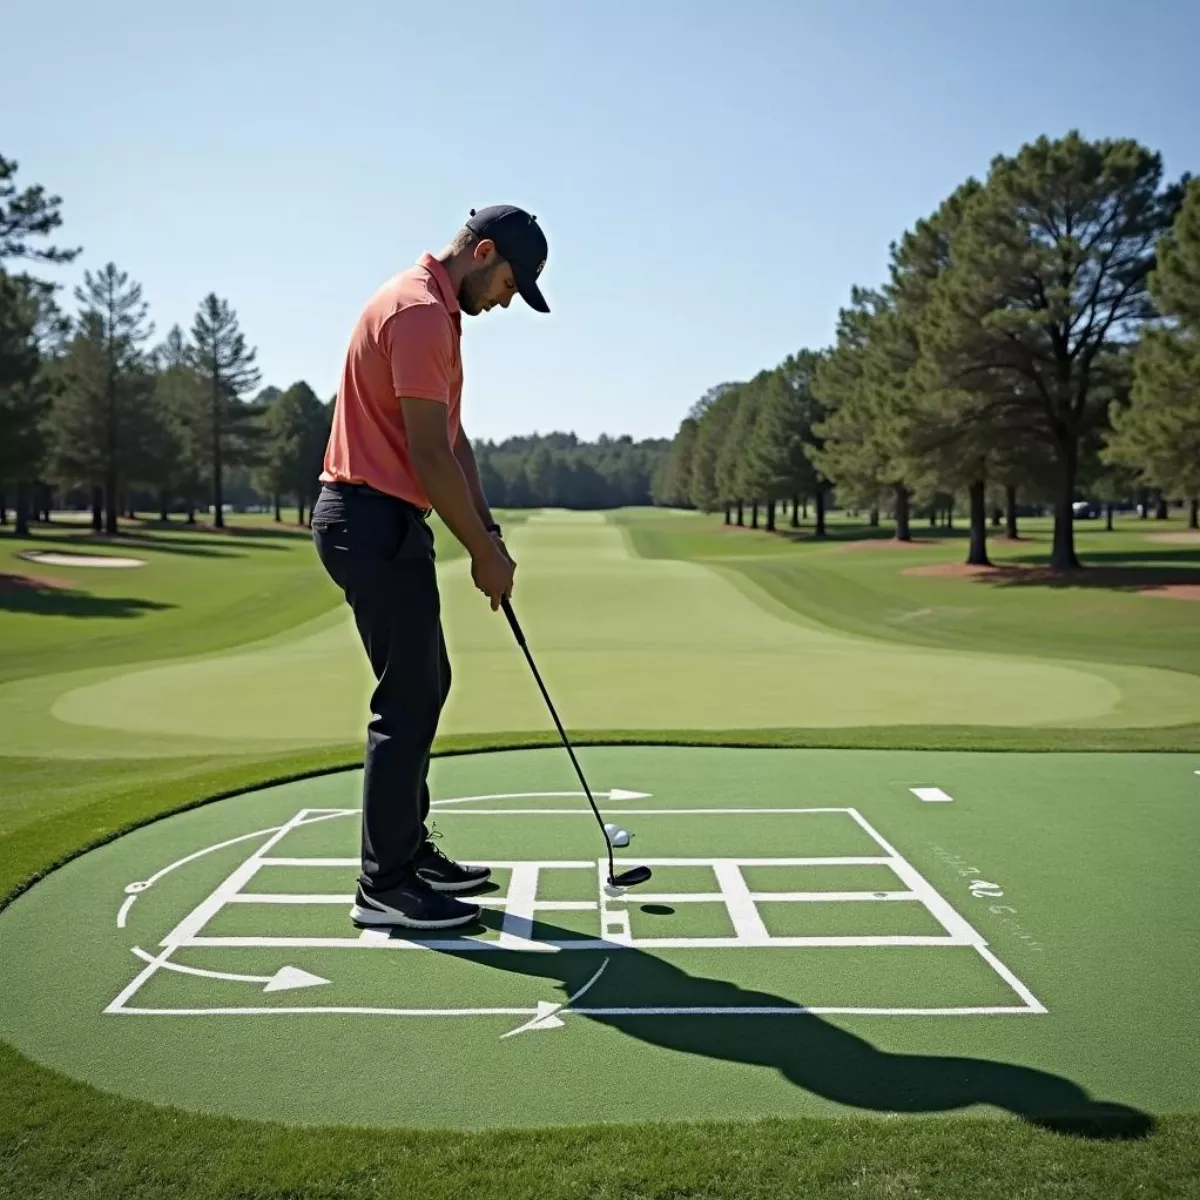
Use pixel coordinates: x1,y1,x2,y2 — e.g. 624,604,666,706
153,325,207,521
655,415,699,507
0,155,79,536
918,132,1186,569
0,274,64,533
260,380,331,523
59,263,155,533
1103,177,1200,526
689,386,741,516
189,294,261,528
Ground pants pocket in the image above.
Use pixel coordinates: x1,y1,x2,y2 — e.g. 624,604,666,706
311,490,417,567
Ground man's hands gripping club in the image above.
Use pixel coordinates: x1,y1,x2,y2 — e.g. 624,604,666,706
471,532,516,610
401,397,515,610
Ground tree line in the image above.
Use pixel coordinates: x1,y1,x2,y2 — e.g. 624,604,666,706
0,153,331,534
653,131,1200,568
474,432,670,510
0,152,671,533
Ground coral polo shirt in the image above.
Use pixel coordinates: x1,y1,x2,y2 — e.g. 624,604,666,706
320,252,462,510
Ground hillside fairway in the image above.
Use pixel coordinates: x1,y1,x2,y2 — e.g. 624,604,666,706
1,744,1195,1131
4,509,1200,759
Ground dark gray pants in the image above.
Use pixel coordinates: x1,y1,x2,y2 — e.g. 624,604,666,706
310,483,450,892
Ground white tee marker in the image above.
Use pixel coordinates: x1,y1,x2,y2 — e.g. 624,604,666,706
911,787,954,803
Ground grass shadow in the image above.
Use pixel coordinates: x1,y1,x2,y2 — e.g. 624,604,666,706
728,523,978,546
51,530,257,559
0,574,175,618
979,564,1199,593
1008,546,1200,569
402,910,1153,1140
134,519,315,542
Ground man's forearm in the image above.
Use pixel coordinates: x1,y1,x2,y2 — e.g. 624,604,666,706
453,430,495,529
411,445,493,557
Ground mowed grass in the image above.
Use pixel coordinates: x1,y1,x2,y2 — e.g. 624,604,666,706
611,507,1200,675
3,505,1200,1197
0,509,527,683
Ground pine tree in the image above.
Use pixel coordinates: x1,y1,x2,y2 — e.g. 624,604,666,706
153,326,207,521
56,263,155,533
189,294,261,528
918,132,1186,569
689,387,740,516
655,416,699,507
261,381,330,523
0,155,79,536
1103,177,1200,526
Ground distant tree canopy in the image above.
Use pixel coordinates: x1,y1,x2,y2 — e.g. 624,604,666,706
656,130,1200,556
5,131,1197,546
475,432,671,511
0,153,675,530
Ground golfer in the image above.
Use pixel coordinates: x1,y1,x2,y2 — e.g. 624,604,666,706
311,205,550,930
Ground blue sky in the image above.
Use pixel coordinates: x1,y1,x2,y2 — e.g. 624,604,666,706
7,0,1198,442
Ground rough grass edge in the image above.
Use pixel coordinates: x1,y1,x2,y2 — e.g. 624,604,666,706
6,723,1200,915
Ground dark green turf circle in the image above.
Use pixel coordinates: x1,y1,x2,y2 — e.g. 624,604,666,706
1,745,1195,1131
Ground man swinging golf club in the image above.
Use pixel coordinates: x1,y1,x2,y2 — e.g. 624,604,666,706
311,205,550,930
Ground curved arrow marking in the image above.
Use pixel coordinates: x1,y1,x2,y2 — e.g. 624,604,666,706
116,811,351,928
501,956,611,1039
130,946,328,993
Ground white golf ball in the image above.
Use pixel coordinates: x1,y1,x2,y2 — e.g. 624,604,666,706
603,822,620,838
610,828,631,847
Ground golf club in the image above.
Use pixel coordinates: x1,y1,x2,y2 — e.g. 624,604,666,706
500,594,652,892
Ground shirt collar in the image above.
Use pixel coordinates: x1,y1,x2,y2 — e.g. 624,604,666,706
419,252,460,317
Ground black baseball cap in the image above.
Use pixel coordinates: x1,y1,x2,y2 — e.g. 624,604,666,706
465,204,550,313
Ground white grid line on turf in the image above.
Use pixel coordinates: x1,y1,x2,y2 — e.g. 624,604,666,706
176,933,969,950
108,803,1046,1016
106,806,317,1015
110,1003,1045,1018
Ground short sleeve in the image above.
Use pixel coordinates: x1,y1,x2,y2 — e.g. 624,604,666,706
383,303,455,404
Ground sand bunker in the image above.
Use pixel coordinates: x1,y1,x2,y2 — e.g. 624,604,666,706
1146,531,1200,544
0,572,75,592
1138,584,1200,602
19,550,145,568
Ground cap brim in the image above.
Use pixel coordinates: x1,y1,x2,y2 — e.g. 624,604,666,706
515,271,550,313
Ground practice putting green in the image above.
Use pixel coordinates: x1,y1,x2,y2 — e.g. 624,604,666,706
5,511,1200,759
1,744,1196,1130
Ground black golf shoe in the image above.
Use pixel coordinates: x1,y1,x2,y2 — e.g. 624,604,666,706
413,830,491,893
350,875,481,930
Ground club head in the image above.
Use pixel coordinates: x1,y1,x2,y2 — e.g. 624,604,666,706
610,865,652,888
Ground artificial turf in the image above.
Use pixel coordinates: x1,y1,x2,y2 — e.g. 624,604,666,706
5,745,1196,1131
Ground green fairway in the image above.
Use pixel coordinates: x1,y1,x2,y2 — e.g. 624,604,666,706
2,744,1196,1131
4,509,1200,759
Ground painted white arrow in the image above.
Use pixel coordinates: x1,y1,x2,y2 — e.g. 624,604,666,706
131,946,329,993
501,1000,566,1038
500,956,611,1040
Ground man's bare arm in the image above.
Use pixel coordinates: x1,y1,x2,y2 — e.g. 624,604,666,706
453,425,496,530
401,398,493,557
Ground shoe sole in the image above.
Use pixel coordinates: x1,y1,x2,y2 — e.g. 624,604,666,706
349,902,481,930
418,869,491,894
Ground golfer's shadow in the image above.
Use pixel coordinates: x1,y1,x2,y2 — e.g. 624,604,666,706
407,908,1152,1141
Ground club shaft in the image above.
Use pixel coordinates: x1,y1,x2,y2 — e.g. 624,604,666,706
501,597,616,879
